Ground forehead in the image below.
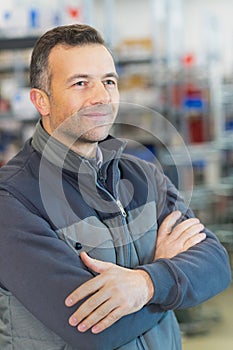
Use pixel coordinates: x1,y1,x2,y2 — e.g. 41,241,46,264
48,44,116,78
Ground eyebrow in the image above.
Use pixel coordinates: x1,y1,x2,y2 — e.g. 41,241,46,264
66,72,119,85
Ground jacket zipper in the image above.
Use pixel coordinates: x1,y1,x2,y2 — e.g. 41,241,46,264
116,199,127,217
86,161,131,265
96,177,131,265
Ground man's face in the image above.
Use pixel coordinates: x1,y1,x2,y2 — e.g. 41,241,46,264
42,44,120,155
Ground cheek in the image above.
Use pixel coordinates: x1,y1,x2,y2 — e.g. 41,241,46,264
51,95,82,118
66,94,90,116
112,92,120,111
112,89,120,101
114,92,120,104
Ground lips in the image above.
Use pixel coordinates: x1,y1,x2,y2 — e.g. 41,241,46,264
79,105,114,118
82,112,109,118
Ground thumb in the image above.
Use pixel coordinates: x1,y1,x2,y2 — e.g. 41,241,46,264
80,252,111,274
158,210,182,237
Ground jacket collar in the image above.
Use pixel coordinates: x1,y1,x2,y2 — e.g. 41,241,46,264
31,120,126,172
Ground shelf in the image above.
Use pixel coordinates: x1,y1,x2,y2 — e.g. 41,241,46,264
0,111,38,122
0,112,14,120
213,134,233,150
0,36,38,51
0,65,28,74
115,57,153,66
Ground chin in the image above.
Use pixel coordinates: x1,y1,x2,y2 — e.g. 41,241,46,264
82,126,111,143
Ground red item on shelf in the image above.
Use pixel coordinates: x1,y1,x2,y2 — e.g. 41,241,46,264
188,115,204,143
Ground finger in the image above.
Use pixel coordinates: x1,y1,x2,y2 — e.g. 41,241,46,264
177,223,205,248
174,223,204,245
80,252,111,274
184,232,206,250
77,299,117,333
65,254,113,307
69,288,112,327
171,218,201,239
65,274,105,307
91,307,123,334
187,223,204,236
158,211,182,237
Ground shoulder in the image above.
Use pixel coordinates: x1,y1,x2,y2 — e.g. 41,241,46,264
0,139,39,185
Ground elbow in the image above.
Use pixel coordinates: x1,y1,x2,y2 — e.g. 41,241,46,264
207,249,232,298
222,255,232,290
219,245,232,290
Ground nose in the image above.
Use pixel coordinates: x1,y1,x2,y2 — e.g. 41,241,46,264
89,82,111,105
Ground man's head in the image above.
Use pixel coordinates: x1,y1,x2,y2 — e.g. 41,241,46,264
30,24,120,157
30,24,106,95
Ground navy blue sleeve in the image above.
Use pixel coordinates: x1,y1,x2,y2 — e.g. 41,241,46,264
0,191,163,350
139,174,232,309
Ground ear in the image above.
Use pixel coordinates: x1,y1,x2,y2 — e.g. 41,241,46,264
30,88,50,116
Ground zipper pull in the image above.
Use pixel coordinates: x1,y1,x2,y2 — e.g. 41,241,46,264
116,199,127,217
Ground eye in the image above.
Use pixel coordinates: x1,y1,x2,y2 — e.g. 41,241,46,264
103,79,117,87
74,80,88,87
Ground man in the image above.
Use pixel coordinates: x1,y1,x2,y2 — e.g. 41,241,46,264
0,24,231,350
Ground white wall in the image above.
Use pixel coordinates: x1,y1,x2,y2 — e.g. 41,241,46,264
91,0,153,47
183,0,233,74
91,0,233,75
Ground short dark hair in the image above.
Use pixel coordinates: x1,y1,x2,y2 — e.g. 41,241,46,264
30,24,106,94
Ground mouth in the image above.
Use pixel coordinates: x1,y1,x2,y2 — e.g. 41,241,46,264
82,112,110,118
79,104,114,119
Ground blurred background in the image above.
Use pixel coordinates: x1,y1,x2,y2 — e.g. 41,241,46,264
0,1,232,349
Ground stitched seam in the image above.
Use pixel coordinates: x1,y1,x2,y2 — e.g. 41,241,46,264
8,295,14,350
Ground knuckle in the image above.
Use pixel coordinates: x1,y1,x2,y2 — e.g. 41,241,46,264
98,310,120,331
110,284,122,296
177,242,184,250
108,311,119,323
97,306,108,319
87,296,98,309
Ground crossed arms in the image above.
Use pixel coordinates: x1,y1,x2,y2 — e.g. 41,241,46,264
0,189,231,349
65,210,206,334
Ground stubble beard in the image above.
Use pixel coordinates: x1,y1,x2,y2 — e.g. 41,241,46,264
51,104,117,152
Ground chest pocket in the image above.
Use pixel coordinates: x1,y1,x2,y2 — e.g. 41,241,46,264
56,216,117,264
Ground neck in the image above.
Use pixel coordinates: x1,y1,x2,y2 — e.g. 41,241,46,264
42,120,98,159
70,140,98,159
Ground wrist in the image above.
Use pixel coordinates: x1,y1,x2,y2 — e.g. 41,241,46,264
137,269,155,304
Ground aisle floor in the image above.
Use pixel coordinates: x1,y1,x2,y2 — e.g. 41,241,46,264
182,284,233,350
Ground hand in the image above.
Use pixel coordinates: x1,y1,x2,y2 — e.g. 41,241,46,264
65,252,154,334
154,211,206,260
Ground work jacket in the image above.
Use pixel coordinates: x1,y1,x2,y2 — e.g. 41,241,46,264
0,121,231,349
